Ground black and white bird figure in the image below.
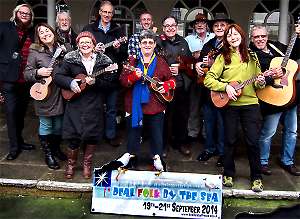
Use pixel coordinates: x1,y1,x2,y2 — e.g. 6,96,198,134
153,154,166,176
95,152,135,181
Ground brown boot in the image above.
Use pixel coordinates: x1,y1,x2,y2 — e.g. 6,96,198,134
83,145,96,179
65,148,79,179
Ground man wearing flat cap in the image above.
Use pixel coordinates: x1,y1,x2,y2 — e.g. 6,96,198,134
195,13,234,166
184,13,215,146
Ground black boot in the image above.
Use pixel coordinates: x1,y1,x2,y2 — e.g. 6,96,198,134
39,135,60,170
49,135,67,161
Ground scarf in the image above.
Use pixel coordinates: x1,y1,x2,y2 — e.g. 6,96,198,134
131,52,157,127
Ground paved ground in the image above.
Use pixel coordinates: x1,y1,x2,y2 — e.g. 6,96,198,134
0,102,300,198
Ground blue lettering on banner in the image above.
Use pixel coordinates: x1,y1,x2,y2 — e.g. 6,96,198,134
112,187,135,198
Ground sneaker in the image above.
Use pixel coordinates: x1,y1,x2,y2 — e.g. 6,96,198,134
251,179,263,192
223,176,233,187
261,164,272,175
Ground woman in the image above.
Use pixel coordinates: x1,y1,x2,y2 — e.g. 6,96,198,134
120,29,175,167
204,24,266,192
24,23,66,169
54,31,113,179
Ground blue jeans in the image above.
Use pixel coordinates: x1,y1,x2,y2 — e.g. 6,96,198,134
202,103,224,155
103,89,118,139
259,106,297,166
126,112,164,157
39,115,63,136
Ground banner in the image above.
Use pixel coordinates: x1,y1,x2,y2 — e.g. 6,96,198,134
91,169,222,218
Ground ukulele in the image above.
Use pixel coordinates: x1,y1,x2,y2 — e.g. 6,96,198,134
256,20,300,106
123,63,174,103
30,47,64,100
61,63,118,101
211,70,274,108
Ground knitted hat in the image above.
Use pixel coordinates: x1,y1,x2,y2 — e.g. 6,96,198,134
76,31,97,45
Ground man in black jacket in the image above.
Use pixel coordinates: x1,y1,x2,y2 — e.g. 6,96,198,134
83,0,127,147
0,4,35,160
250,24,300,176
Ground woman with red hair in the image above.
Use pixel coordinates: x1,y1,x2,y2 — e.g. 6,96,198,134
204,24,266,192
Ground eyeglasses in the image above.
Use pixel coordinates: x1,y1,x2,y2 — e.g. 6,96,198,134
252,35,267,40
18,11,32,17
163,24,177,28
79,41,93,45
100,10,113,16
141,40,155,46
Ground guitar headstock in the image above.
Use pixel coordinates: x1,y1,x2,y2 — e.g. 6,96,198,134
105,63,118,72
122,62,135,71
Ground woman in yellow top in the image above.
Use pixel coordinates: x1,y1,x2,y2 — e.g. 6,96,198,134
204,24,266,192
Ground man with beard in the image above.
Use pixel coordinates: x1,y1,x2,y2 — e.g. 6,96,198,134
56,11,77,51
0,4,35,160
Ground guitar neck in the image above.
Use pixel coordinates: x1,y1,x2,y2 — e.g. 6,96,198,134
281,32,298,67
142,74,158,85
104,41,114,49
236,71,273,90
48,57,57,68
92,68,106,78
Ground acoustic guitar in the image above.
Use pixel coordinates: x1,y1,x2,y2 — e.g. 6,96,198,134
97,36,127,51
61,63,118,101
256,26,299,106
123,63,174,103
211,70,274,108
30,47,64,100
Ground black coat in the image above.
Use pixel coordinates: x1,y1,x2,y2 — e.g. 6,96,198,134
54,50,113,141
0,21,34,82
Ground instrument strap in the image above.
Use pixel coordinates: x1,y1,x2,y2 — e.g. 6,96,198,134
268,43,285,56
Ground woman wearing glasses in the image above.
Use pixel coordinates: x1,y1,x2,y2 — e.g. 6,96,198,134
120,29,175,168
54,31,113,179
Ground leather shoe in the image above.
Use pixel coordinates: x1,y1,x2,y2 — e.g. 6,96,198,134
6,151,20,160
261,164,272,175
197,150,215,161
280,163,300,176
20,142,36,150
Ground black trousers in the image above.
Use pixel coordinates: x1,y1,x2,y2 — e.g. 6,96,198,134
222,104,262,181
1,82,31,153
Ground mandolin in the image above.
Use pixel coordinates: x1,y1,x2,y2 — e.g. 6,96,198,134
211,70,274,108
123,63,174,103
30,46,64,101
61,63,118,101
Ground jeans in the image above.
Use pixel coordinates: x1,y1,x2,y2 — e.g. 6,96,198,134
39,115,63,136
259,106,297,166
187,82,202,137
202,103,224,155
103,89,118,139
127,112,164,157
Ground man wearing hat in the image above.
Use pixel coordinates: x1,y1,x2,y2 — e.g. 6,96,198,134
184,13,215,146
195,13,233,166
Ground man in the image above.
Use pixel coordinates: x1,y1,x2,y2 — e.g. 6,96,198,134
56,11,78,50
128,12,157,57
185,13,215,145
195,13,233,166
156,16,192,156
0,4,35,160
83,0,127,147
250,24,300,176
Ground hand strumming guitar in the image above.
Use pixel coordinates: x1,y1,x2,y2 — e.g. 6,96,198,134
70,79,81,93
270,67,283,79
157,80,176,94
37,67,53,77
256,74,266,86
225,84,238,101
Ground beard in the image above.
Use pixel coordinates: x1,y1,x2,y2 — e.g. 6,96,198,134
15,16,31,29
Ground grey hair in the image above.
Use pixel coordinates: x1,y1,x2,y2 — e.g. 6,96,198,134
139,29,157,42
56,11,72,25
100,1,114,14
251,24,269,36
10,4,34,26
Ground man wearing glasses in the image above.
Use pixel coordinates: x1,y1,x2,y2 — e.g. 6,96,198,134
0,4,35,160
83,0,127,147
156,16,192,157
249,25,300,176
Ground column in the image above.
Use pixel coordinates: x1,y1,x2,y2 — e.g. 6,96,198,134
278,0,289,44
47,0,56,28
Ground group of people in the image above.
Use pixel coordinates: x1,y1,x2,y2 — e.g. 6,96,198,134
0,1,300,192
